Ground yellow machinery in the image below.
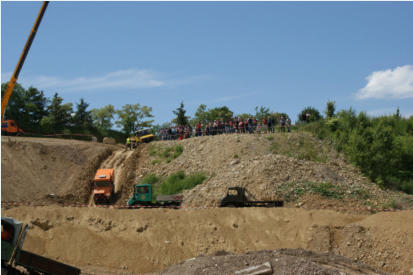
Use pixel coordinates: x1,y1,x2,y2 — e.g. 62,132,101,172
1,1,49,120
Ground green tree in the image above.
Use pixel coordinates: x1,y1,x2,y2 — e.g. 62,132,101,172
298,107,322,123
237,113,253,120
25,87,48,127
172,101,189,126
2,83,48,132
116,103,154,135
192,104,233,125
208,106,233,122
192,104,208,125
91,104,116,129
73,98,93,129
255,106,271,122
43,93,73,132
1,82,27,126
325,100,336,118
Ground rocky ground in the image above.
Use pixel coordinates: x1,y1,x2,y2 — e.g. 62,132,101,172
123,132,413,213
161,249,388,275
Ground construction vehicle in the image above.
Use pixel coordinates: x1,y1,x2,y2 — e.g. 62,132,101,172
92,169,115,204
127,184,182,208
1,217,80,275
1,120,24,136
130,129,154,148
1,2,48,120
219,187,284,207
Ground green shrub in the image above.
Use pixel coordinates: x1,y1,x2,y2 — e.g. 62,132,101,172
308,182,344,199
150,144,184,163
154,171,207,196
141,174,160,185
298,106,413,194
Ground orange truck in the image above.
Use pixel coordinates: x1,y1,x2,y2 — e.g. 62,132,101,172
1,120,24,136
92,169,115,204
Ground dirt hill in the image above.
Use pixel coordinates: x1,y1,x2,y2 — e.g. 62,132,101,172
121,132,413,212
2,133,413,274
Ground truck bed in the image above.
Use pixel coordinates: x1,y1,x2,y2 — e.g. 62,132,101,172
17,249,80,275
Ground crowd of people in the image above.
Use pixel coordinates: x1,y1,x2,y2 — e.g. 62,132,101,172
158,116,291,140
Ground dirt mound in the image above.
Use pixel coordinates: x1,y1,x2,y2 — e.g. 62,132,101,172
2,206,412,274
161,249,387,274
1,137,118,204
127,133,412,212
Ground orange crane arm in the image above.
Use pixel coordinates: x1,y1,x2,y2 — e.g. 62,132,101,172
1,1,49,119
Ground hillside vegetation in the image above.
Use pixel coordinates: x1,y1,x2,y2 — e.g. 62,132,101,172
299,110,413,194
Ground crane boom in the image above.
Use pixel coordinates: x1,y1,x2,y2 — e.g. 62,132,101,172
1,1,49,119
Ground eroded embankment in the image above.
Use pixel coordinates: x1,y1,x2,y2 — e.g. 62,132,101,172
3,206,412,274
1,137,123,204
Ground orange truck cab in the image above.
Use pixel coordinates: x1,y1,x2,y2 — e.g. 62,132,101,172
93,169,115,204
1,120,24,136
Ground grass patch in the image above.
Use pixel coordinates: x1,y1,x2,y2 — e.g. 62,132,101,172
149,144,184,163
308,182,344,199
350,188,370,200
149,144,157,156
151,159,161,165
270,134,328,163
277,182,307,202
266,135,274,141
153,171,207,196
140,174,160,185
233,154,239,159
277,181,346,202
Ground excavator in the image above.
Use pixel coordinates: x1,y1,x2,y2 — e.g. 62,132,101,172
1,2,81,274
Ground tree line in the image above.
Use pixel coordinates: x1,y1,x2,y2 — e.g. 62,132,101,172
1,83,153,141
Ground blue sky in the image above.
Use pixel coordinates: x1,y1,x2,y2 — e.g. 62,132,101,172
2,1,413,125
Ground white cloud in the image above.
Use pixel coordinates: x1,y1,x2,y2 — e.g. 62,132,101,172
356,65,413,99
2,69,164,92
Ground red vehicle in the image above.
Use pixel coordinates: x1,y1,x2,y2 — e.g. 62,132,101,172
1,120,24,136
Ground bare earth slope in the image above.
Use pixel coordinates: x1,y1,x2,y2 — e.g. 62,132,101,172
3,206,413,274
1,137,118,203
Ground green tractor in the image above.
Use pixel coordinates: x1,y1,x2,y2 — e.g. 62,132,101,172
127,184,182,208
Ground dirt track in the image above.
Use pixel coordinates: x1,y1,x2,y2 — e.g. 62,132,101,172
2,206,413,274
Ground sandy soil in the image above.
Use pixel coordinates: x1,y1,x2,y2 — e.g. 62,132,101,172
2,206,412,274
1,137,118,203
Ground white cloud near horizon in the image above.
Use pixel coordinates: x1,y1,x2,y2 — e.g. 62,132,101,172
1,69,164,92
356,65,413,100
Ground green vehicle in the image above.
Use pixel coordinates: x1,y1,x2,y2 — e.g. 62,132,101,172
127,184,182,208
2,217,80,275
